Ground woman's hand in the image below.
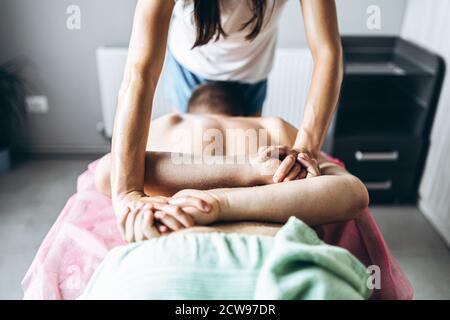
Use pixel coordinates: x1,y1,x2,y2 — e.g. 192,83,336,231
113,191,210,242
249,152,282,184
114,192,165,242
169,189,222,226
257,145,320,183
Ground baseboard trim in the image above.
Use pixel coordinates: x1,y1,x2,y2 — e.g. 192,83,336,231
12,145,110,160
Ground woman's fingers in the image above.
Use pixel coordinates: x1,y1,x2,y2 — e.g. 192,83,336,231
273,154,296,183
134,212,145,242
169,196,211,212
283,163,302,182
156,203,195,228
297,154,321,178
297,167,308,180
154,210,184,231
141,210,160,239
258,145,289,161
156,223,169,234
132,203,153,242
117,207,130,240
125,208,139,243
116,197,172,242
145,196,168,204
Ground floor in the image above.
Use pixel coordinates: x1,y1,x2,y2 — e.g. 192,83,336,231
0,159,449,300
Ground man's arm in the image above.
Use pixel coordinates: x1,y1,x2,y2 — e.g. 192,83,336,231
143,153,273,195
208,159,369,226
96,152,273,197
164,156,369,227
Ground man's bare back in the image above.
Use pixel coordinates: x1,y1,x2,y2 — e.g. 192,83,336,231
147,113,298,156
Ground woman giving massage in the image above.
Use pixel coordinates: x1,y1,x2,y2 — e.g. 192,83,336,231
97,83,369,242
111,0,344,237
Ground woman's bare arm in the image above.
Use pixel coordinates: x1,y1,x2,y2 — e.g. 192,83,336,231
111,0,174,217
295,0,343,155
271,0,343,182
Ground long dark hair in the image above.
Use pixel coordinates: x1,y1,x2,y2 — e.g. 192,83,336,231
192,0,268,48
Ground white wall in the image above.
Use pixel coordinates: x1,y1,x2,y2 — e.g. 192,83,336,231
0,0,406,153
401,0,450,245
279,0,407,47
0,0,137,153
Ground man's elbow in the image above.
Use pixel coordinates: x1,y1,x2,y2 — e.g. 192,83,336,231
345,176,370,220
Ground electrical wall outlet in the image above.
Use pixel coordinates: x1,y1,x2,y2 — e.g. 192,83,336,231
26,96,49,114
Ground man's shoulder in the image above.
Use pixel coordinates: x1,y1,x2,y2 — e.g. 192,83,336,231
259,116,298,145
152,113,185,128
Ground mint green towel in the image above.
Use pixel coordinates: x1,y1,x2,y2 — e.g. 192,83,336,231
255,217,372,299
80,217,371,300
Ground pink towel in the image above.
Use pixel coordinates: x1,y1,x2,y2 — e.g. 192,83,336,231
21,157,413,300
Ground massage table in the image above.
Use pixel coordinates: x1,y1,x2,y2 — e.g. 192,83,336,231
22,157,413,300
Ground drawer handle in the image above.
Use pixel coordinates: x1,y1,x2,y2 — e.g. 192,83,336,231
355,151,399,162
364,180,392,191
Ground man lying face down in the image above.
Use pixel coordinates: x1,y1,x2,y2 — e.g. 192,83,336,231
82,83,372,300
95,83,369,242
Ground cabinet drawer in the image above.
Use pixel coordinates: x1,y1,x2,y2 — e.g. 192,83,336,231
354,171,417,203
333,136,424,172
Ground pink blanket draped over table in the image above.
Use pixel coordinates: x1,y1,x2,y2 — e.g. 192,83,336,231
22,157,413,300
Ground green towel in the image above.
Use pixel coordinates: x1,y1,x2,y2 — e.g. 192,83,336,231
80,217,371,300
255,217,372,299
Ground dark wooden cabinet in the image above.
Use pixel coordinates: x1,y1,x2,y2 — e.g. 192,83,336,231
324,37,445,204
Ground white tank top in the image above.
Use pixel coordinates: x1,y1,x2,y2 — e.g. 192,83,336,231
168,0,288,84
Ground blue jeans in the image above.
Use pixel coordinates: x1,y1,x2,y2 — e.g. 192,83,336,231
164,51,267,115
